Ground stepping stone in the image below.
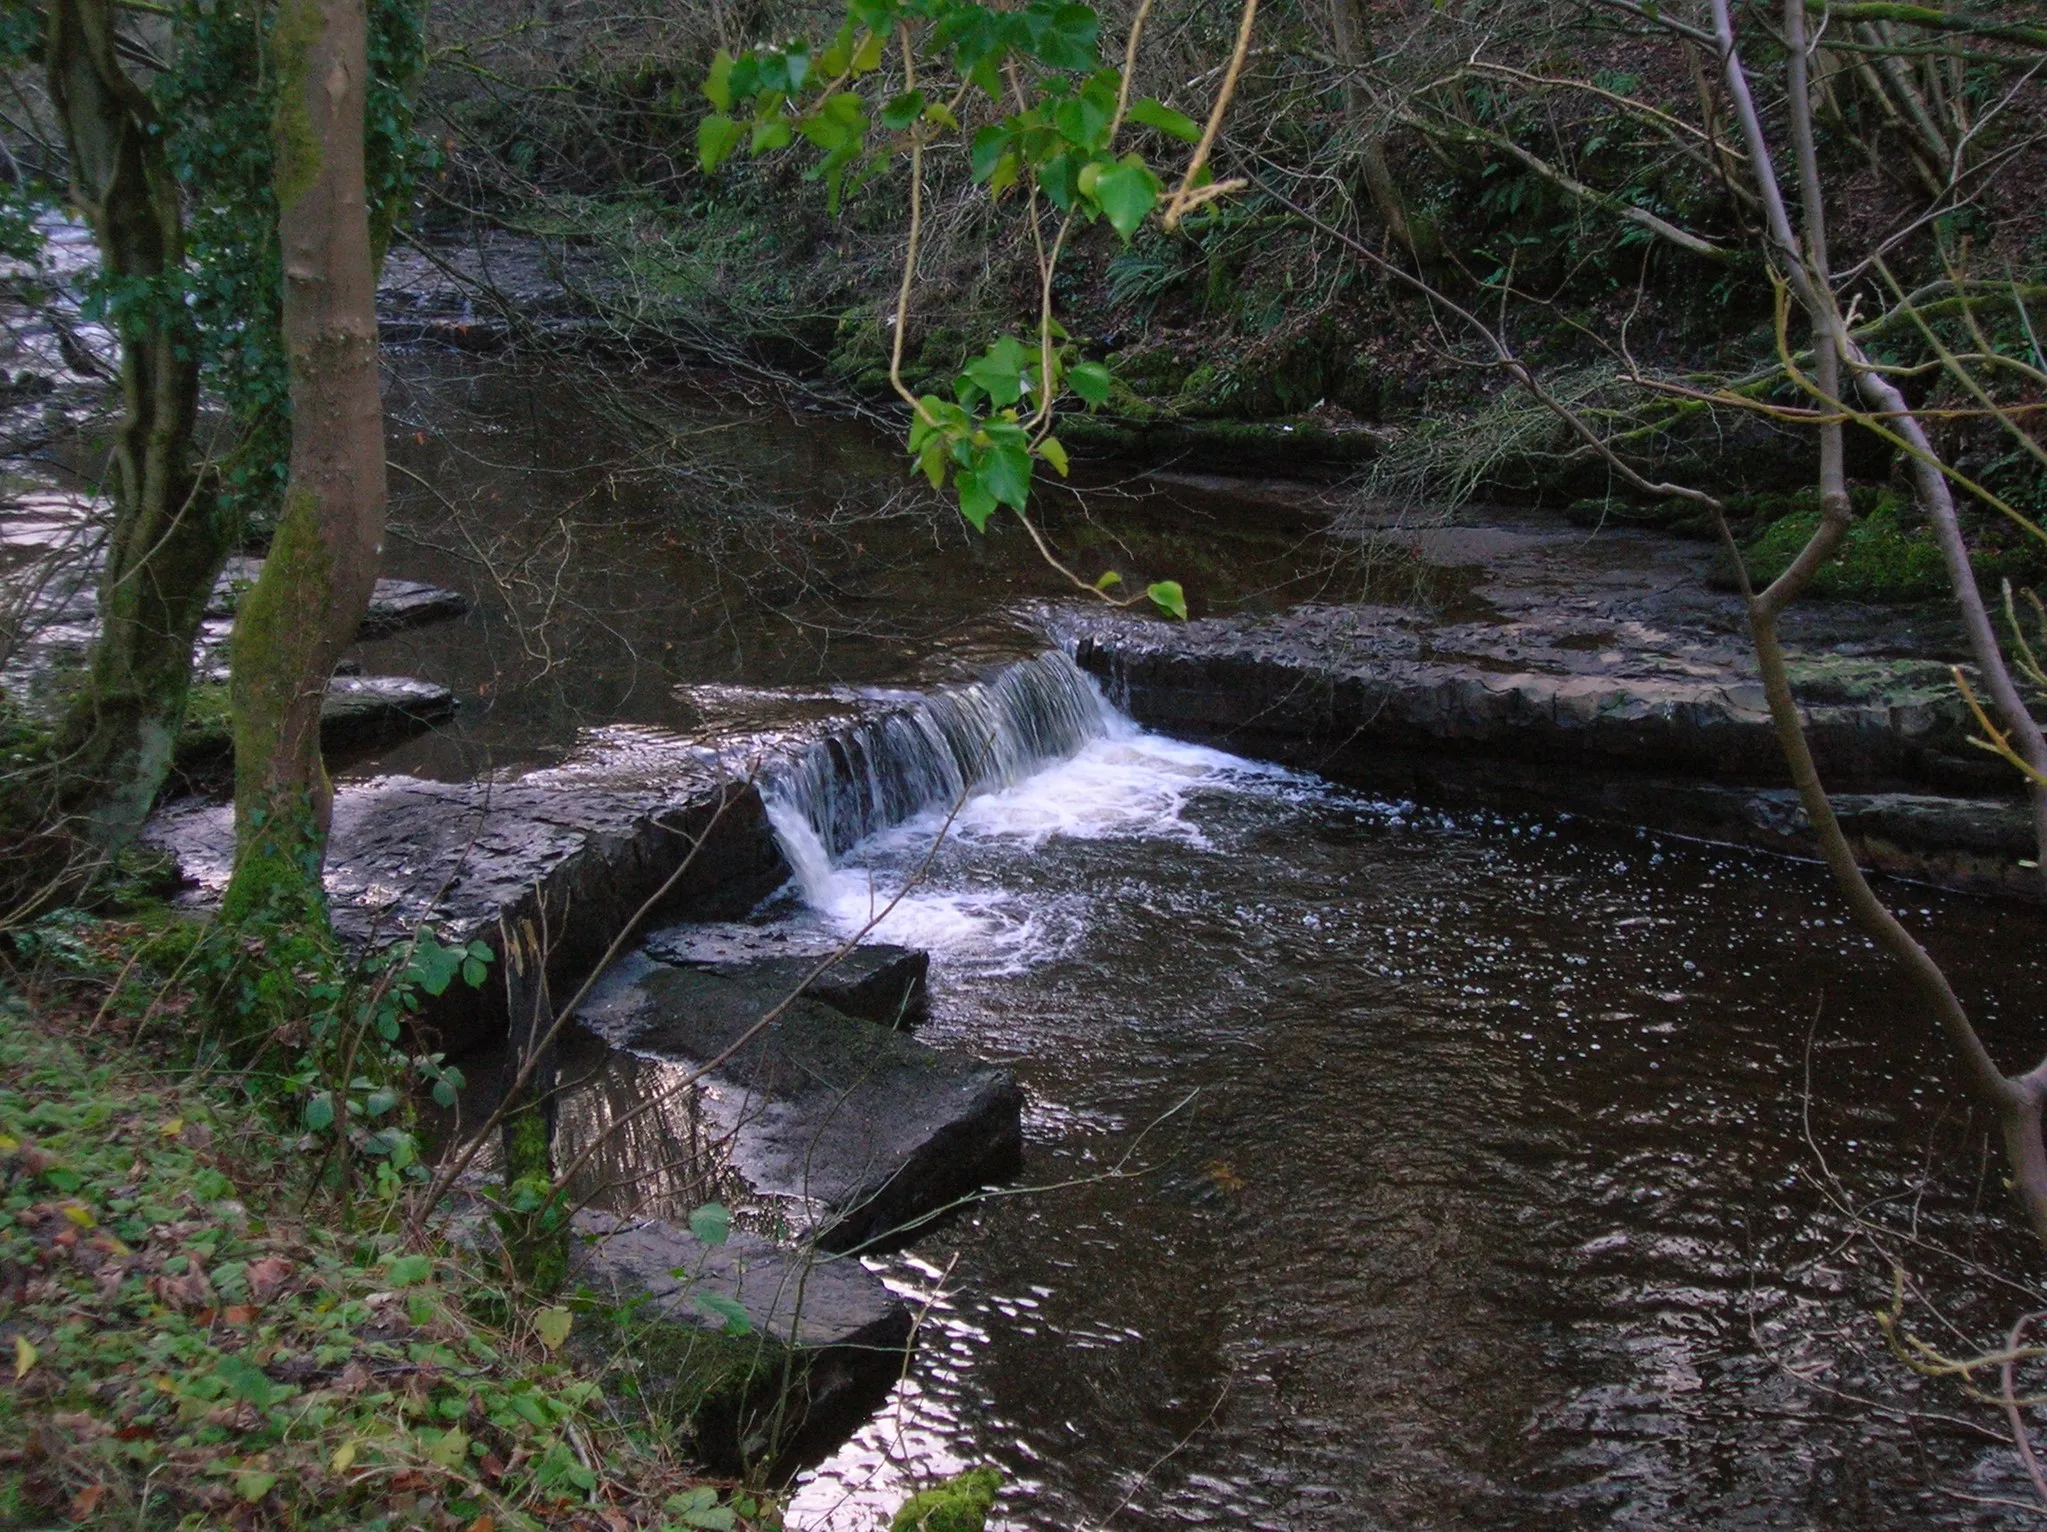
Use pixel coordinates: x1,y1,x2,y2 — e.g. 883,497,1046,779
643,923,929,1027
578,955,1022,1253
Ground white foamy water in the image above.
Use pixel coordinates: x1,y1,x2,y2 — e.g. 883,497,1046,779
763,672,1300,973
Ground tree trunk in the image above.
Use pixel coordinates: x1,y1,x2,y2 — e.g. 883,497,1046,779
1324,0,1436,262
223,0,385,924
41,1,229,865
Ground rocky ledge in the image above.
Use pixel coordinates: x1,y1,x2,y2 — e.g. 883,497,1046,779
1065,510,2040,898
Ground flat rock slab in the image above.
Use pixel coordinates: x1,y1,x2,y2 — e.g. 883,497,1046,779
212,556,470,639
643,923,929,1027
172,674,457,776
579,956,1022,1253
571,1208,908,1353
144,745,787,1054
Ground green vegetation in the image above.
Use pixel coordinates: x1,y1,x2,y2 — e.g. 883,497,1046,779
0,955,773,1530
889,1466,1002,1532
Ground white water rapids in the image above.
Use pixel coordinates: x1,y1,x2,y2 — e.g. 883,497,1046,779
759,652,1299,971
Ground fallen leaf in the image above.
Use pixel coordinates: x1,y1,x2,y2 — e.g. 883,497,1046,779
13,1335,35,1379
69,1484,104,1518
532,1306,572,1351
331,1439,357,1473
223,1306,254,1326
246,1256,294,1303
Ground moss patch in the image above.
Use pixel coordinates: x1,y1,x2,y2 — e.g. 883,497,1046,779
890,1466,1002,1532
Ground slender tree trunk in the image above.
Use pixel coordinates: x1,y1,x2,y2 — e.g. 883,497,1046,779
1324,0,1435,262
224,0,385,923
41,0,229,863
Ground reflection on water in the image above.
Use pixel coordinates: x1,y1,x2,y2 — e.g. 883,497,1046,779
756,731,2047,1530
349,349,1373,783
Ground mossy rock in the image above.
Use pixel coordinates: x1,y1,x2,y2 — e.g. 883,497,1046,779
890,1467,1002,1532
1743,491,1957,602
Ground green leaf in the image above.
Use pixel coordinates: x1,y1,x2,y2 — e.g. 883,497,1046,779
1068,360,1113,406
956,469,997,531
881,89,926,131
851,28,886,73
364,1086,399,1119
303,1092,335,1133
461,956,487,988
1038,436,1070,476
385,1253,433,1286
1025,1,1101,70
961,335,1032,406
982,441,1034,512
688,1202,733,1247
534,1306,573,1350
970,124,1011,182
215,1354,274,1408
703,50,735,111
1092,160,1159,239
1146,579,1189,620
695,1291,753,1337
751,115,793,153
1128,97,1202,142
235,1471,278,1504
696,114,745,173
1094,568,1124,590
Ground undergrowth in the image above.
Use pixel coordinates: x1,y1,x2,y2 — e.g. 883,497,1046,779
0,942,776,1531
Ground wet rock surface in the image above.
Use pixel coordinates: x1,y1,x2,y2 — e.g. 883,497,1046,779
577,955,1024,1253
1066,507,2037,895
643,924,930,1027
143,754,788,1054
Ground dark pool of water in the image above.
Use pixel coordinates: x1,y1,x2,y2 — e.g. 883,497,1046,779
314,350,2047,1526
752,736,2046,1531
350,349,1370,781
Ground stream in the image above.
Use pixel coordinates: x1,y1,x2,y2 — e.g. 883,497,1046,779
355,350,2046,1527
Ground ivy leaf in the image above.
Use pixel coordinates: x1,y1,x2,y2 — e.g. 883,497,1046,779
1067,361,1113,406
970,124,1011,182
1146,579,1189,620
956,468,997,531
688,1202,732,1247
1024,1,1100,70
696,114,745,173
1128,97,1202,142
533,1306,573,1350
1092,160,1160,240
982,441,1034,512
962,335,1032,406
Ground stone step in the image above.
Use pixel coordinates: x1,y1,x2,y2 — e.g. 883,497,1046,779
643,923,929,1028
569,1207,910,1472
578,955,1023,1253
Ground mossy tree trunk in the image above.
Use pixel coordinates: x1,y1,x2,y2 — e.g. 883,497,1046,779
223,0,386,926
39,1,231,871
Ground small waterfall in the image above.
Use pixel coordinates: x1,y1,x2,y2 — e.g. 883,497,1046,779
764,651,1115,888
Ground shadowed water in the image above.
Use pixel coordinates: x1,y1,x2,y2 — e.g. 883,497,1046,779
749,704,2045,1530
